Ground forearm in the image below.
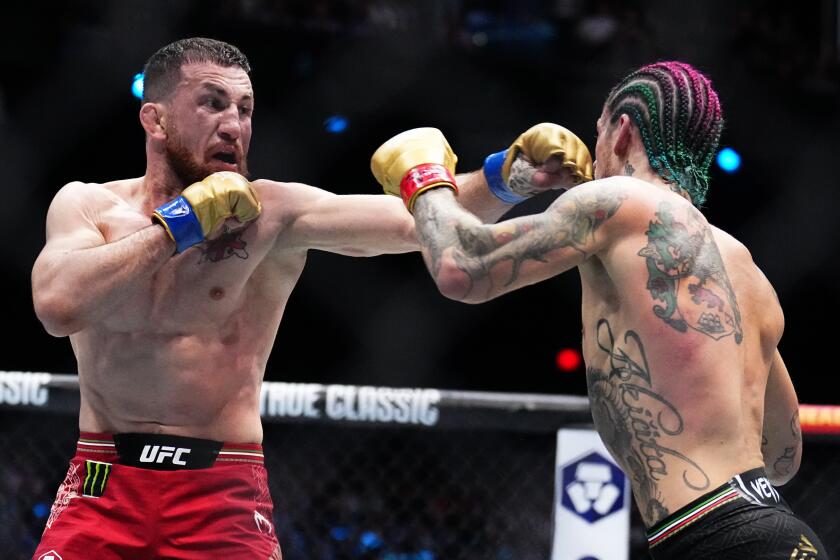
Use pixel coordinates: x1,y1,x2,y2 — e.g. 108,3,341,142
761,351,803,485
33,225,174,336
455,170,515,223
412,189,509,303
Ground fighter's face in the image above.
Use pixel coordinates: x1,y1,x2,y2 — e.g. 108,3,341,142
164,62,253,185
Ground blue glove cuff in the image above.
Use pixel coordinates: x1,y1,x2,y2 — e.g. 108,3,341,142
154,196,204,253
483,149,528,205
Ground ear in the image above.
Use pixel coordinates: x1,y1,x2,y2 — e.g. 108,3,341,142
139,103,167,140
612,113,634,159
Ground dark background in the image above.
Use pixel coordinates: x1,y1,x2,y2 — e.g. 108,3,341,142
2,0,838,402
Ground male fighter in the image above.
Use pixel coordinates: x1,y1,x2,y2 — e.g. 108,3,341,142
30,37,584,558
373,61,828,558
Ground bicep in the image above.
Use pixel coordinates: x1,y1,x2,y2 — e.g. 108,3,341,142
446,213,591,301
434,184,625,302
282,187,417,256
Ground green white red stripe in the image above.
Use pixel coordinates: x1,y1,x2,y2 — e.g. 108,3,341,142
647,487,740,547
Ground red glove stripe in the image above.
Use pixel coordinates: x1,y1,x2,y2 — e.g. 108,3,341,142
399,163,457,210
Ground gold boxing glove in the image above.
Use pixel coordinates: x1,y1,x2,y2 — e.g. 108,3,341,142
483,123,593,204
371,128,458,213
152,171,261,252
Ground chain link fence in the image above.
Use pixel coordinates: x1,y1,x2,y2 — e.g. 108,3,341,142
1,376,838,560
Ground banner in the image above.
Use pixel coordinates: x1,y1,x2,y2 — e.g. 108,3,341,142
552,428,630,560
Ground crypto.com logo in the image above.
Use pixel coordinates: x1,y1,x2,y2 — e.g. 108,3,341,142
560,451,626,523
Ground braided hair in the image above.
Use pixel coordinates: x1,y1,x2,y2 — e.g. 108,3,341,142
604,61,723,207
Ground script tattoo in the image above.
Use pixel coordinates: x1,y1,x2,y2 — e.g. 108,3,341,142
638,201,743,343
198,223,252,263
413,188,625,299
586,319,710,526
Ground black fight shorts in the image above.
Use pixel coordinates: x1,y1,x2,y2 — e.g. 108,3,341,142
646,468,829,559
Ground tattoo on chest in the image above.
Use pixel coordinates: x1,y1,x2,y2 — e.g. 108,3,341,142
637,202,743,343
198,224,252,263
586,318,710,526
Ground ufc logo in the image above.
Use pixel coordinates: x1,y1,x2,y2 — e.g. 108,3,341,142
139,445,191,465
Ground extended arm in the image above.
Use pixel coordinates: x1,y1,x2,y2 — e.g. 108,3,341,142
274,124,588,257
411,182,625,303
761,350,802,485
32,183,174,336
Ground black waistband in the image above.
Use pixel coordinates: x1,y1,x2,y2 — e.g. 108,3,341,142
728,467,786,508
113,433,223,470
646,467,788,542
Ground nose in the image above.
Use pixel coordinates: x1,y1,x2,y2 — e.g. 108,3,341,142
217,106,241,142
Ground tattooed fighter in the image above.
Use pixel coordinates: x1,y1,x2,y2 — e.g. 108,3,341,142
29,38,564,559
372,61,827,559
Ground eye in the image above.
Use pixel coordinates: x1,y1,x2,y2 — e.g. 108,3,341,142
239,105,252,117
202,96,226,111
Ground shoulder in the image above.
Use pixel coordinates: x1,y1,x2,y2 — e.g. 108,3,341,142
251,179,335,215
709,224,753,260
47,179,129,218
710,224,784,330
551,176,662,232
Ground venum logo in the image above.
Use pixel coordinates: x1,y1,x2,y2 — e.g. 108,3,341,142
38,551,63,560
139,445,191,466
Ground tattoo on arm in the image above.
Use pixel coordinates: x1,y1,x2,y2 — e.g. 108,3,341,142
773,447,797,476
768,412,801,477
624,162,635,176
413,188,625,298
637,201,743,343
791,410,802,441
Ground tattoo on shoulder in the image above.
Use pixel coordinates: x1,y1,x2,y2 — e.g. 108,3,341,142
637,201,743,343
198,223,252,263
624,162,635,176
586,319,709,526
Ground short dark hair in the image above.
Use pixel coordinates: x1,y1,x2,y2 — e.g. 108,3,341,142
142,37,251,102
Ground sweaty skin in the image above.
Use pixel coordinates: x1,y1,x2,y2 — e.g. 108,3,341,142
31,62,517,445
409,111,800,527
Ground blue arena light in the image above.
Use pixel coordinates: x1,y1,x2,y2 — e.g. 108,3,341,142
32,502,50,519
358,531,383,551
131,72,144,100
716,147,741,173
324,115,348,134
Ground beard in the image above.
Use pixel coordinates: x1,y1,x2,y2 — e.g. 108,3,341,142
165,126,249,187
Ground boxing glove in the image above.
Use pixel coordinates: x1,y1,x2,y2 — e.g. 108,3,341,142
483,123,594,204
153,171,261,253
371,128,458,213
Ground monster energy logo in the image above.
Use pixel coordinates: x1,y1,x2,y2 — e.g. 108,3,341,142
82,461,112,498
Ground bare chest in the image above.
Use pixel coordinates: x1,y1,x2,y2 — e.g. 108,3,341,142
99,205,297,332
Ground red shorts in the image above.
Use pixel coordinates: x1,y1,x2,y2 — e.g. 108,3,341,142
33,432,282,560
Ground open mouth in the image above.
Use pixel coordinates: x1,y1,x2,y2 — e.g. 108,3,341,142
212,152,237,165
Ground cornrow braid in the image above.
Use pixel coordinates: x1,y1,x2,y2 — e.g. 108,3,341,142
604,61,723,207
